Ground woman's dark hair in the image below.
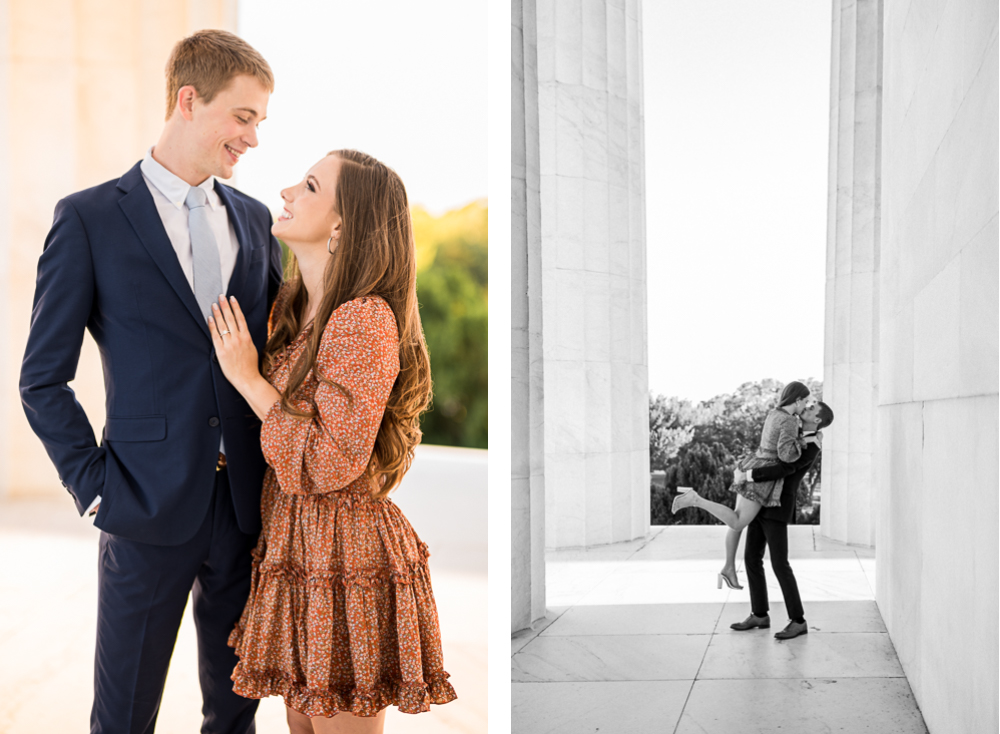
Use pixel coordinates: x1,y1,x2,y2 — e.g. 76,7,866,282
777,380,810,408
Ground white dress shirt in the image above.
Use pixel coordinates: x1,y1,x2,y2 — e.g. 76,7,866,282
140,148,241,292
85,148,241,520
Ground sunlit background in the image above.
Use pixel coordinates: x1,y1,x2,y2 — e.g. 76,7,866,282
235,0,489,450
643,2,831,403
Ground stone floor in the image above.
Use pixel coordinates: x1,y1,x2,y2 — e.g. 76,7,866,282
0,445,486,734
512,525,929,734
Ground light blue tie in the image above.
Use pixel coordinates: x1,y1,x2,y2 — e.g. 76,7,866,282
186,186,223,320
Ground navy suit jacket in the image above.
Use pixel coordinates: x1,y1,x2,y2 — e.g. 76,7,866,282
751,443,821,525
20,161,283,545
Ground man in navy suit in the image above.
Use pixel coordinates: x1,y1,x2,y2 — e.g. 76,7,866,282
20,30,282,733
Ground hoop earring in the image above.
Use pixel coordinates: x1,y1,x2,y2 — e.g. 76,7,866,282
327,236,335,254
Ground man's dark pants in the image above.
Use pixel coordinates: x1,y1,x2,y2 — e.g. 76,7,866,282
744,514,804,622
92,468,259,734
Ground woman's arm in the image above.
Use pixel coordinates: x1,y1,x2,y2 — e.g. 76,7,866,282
257,298,400,495
775,412,805,463
209,295,281,421
746,442,820,482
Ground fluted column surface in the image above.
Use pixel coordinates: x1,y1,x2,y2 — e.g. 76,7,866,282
537,0,649,549
821,0,882,547
512,0,547,632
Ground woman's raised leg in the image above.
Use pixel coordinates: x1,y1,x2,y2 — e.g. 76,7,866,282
672,489,761,532
672,491,762,588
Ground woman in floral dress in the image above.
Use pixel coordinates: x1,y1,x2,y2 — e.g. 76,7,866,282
672,381,821,590
208,149,456,732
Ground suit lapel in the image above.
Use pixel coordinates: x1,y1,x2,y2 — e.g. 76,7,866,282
116,163,210,338
215,182,252,303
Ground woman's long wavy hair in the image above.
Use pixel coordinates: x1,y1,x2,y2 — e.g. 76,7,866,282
263,149,432,498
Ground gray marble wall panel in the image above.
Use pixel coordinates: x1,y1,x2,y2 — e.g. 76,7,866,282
822,0,882,548
875,0,998,731
512,0,548,632
537,0,649,549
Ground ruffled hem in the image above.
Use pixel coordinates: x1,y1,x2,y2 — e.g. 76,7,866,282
230,666,457,717
246,539,432,589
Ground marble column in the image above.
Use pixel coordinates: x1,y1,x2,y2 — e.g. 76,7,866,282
537,0,649,549
0,0,238,498
875,1,998,732
821,0,881,547
512,0,547,632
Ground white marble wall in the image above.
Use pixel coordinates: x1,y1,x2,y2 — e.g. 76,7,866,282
822,0,881,548
875,1,998,732
536,0,649,549
512,0,548,633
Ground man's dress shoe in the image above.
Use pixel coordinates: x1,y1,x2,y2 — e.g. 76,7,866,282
730,614,770,631
774,620,808,639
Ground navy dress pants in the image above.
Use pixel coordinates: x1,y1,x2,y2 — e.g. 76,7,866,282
91,469,259,734
744,515,804,622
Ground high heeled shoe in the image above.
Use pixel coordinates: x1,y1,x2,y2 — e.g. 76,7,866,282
717,570,743,590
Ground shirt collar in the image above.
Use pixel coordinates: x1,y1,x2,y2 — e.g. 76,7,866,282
141,147,220,210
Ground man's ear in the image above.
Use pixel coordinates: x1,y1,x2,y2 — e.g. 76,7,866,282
176,85,198,122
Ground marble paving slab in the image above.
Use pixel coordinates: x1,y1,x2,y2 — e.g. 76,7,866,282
512,634,710,682
676,678,928,733
511,607,569,655
719,600,887,633
545,560,629,607
633,527,737,560
512,680,692,734
786,558,876,601
699,631,905,680
574,560,745,605
541,602,725,636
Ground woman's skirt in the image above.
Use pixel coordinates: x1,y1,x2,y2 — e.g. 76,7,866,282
734,451,783,508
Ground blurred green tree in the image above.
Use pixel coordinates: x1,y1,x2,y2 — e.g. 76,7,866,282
413,200,488,449
276,199,488,449
650,378,823,525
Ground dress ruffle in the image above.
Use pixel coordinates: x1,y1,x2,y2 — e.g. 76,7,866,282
229,666,456,718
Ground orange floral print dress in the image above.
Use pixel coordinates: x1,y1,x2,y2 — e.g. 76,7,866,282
228,292,457,717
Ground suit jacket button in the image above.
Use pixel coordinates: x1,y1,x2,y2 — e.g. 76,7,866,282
209,417,220,427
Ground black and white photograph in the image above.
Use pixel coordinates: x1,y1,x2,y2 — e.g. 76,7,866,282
512,1,998,732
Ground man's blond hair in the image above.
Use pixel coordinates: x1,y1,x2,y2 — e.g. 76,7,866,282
164,30,274,120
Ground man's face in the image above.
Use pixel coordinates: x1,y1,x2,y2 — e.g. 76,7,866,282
184,74,270,181
801,403,821,428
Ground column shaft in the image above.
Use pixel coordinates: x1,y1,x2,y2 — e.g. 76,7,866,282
537,0,649,549
512,0,547,631
822,0,881,547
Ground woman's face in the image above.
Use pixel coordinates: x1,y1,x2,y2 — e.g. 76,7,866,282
272,155,343,250
789,395,810,415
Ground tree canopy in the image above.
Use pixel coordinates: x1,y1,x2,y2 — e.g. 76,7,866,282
414,200,488,449
650,378,823,525
277,200,488,450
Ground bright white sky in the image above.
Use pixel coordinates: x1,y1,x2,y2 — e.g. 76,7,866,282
233,0,487,216
643,2,832,402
